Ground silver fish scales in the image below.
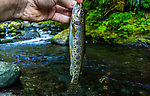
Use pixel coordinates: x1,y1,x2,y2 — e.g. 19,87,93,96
69,2,85,84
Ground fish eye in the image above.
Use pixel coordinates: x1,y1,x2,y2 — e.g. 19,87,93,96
75,21,81,25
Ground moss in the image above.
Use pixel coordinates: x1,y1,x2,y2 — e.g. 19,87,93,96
51,28,69,45
52,28,69,40
11,33,16,36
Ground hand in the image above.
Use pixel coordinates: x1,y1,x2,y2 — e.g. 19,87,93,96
15,0,83,23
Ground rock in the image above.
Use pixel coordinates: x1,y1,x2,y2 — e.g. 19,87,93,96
50,24,56,28
42,27,49,31
0,92,16,96
39,23,49,29
51,28,69,45
31,22,39,28
0,38,13,43
121,36,150,48
15,30,40,40
0,62,20,88
23,21,31,27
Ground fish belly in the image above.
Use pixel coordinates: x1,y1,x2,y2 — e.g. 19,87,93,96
70,23,84,84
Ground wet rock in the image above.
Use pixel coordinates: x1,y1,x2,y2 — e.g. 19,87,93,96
39,23,50,29
0,62,20,88
50,24,56,28
121,36,150,48
51,29,69,45
0,38,13,43
31,22,39,28
42,27,49,31
0,92,16,96
23,21,31,27
15,30,40,40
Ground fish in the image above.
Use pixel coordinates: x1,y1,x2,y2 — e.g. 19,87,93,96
69,2,85,84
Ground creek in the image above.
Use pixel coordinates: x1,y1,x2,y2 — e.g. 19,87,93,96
0,34,150,96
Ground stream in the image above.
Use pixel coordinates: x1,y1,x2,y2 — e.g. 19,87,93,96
0,35,150,96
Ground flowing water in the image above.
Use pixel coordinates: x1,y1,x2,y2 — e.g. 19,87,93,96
0,37,149,96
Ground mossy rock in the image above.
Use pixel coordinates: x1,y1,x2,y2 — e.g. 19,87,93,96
0,62,20,88
0,38,13,43
51,28,69,45
122,36,150,48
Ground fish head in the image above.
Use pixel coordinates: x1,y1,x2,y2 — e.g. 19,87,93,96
71,3,84,25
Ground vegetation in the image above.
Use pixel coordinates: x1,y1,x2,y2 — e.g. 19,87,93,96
40,0,150,44
84,0,150,44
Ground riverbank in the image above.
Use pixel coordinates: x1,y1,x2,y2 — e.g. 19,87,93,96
0,20,149,48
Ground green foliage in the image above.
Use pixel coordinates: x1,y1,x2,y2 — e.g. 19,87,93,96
84,0,149,44
141,0,150,9
126,0,150,10
86,9,149,44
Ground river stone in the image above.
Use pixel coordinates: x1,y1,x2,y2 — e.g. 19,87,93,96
0,62,20,88
23,21,31,27
15,30,40,40
51,28,69,45
31,22,39,28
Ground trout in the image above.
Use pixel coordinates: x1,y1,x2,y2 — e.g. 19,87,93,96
69,2,85,84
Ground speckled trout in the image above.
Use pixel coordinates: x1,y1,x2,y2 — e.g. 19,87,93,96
69,2,85,84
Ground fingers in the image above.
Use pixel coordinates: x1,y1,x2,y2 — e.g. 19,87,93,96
51,13,71,23
75,0,83,3
55,5,71,16
57,0,76,9
48,5,72,23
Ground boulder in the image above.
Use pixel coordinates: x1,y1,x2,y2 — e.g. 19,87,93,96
51,28,69,45
31,22,40,28
15,30,40,40
0,62,20,88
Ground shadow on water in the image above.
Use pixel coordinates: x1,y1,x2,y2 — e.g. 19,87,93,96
0,41,150,96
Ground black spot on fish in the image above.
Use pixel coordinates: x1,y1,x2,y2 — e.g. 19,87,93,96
76,61,80,65
75,37,77,40
76,48,80,53
76,41,81,45
75,74,78,77
76,56,80,59
75,68,79,70
74,78,78,81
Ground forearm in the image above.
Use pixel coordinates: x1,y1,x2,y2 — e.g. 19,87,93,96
0,0,27,21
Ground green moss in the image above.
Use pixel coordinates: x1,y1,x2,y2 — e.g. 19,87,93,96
11,33,16,36
51,28,69,45
51,28,69,40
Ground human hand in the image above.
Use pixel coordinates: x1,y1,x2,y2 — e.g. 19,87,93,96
15,0,83,23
